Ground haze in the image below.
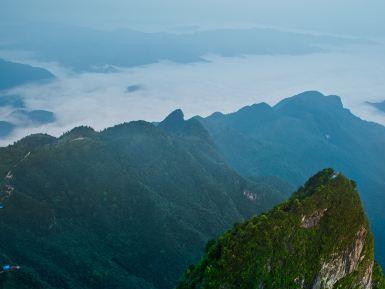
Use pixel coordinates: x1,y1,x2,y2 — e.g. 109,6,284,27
1,0,385,143
1,0,385,38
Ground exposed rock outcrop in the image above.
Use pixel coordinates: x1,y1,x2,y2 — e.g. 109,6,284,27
312,227,372,289
176,169,385,289
301,208,328,228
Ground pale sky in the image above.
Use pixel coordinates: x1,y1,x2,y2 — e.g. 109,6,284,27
1,0,385,38
1,0,385,144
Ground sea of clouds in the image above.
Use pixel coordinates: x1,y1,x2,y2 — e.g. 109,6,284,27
1,43,385,146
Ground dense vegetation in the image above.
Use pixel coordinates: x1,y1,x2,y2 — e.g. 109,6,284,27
197,91,385,267
177,169,385,289
0,114,285,289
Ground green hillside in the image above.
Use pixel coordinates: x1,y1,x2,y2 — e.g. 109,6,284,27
0,117,284,289
177,169,385,289
197,91,385,267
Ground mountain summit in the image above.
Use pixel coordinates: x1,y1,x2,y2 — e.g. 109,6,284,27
177,169,385,289
198,91,385,267
159,109,211,141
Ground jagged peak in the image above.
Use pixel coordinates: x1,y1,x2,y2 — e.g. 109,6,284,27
157,109,213,144
292,168,338,199
177,169,379,289
158,109,186,133
163,109,184,122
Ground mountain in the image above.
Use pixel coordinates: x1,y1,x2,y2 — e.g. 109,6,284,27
177,169,385,289
0,109,56,138
0,24,369,71
0,93,56,137
10,109,56,124
0,115,285,289
0,58,54,90
197,91,385,266
367,100,385,113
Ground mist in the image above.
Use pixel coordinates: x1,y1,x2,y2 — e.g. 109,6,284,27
1,0,385,144
2,3,385,287
2,0,385,38
1,43,385,146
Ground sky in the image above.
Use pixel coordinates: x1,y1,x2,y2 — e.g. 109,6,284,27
1,0,385,38
1,1,385,144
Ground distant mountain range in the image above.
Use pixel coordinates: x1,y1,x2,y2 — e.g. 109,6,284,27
0,58,54,91
10,109,55,125
0,59,56,137
0,24,371,71
367,100,385,113
196,91,385,267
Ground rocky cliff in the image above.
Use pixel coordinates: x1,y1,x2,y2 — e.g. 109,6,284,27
176,169,385,289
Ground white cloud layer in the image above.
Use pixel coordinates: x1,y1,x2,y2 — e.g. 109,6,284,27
1,43,385,146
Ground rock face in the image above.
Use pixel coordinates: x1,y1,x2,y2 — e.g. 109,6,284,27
312,227,371,289
301,208,328,228
176,169,385,289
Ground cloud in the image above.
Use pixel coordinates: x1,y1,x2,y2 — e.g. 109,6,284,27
1,43,385,146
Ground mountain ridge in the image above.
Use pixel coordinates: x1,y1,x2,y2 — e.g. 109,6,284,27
176,169,385,289
196,90,385,267
367,100,385,113
0,117,285,289
0,58,54,91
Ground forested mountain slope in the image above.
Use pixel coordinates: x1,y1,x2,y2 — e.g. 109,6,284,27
197,91,385,266
0,116,284,289
177,169,385,289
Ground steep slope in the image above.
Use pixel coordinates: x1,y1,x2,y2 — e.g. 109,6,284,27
0,58,54,90
177,169,385,289
197,91,385,266
0,117,284,289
